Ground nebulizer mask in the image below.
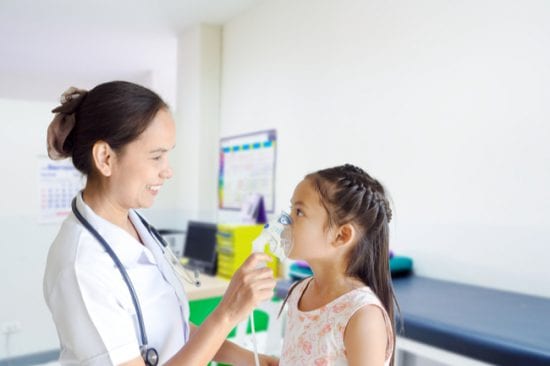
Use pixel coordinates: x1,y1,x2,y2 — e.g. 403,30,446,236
250,211,293,366
252,211,293,261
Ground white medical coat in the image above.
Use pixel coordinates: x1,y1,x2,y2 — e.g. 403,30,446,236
43,193,190,365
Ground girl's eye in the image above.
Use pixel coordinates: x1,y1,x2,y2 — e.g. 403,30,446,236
152,156,162,161
296,208,304,217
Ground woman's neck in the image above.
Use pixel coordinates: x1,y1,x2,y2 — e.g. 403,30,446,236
82,183,130,230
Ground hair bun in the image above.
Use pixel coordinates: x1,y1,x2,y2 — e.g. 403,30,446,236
46,113,75,160
46,86,88,160
51,87,88,115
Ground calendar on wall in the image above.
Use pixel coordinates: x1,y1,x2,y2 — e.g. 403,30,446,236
39,157,85,224
218,130,277,212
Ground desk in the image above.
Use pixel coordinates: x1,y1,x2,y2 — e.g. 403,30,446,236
183,273,229,300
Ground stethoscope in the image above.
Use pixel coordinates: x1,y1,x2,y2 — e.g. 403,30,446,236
71,197,200,366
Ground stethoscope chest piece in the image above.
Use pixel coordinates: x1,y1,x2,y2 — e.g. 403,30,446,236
142,347,159,366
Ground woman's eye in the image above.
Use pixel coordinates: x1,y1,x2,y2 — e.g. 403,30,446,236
296,208,304,217
152,156,162,161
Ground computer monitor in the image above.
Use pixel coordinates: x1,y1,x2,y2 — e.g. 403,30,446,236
183,221,218,275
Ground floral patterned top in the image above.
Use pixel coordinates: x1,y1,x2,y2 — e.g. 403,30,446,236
280,277,394,366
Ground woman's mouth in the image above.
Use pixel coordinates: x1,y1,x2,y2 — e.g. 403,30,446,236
146,184,161,194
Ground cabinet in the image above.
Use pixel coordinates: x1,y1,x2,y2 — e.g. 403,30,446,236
216,224,279,278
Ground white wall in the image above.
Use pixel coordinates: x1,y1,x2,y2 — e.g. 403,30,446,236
166,24,222,226
0,99,65,357
0,27,178,108
220,0,550,297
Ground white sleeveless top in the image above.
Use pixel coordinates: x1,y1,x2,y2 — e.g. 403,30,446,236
280,277,394,366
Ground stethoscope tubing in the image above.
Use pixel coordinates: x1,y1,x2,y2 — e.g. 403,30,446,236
71,198,151,352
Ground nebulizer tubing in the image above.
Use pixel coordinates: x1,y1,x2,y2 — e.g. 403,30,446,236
250,212,292,366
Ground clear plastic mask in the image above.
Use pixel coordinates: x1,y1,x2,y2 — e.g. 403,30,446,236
252,211,293,261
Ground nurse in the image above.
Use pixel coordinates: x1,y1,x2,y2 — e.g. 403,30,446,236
43,81,278,365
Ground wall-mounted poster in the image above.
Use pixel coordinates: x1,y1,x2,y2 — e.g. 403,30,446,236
218,130,276,212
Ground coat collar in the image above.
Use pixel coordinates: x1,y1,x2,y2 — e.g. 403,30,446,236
75,192,156,266
74,192,188,305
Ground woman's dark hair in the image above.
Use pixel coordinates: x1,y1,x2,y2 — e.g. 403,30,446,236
61,81,168,175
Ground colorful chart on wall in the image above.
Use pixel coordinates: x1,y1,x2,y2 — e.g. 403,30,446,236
218,130,277,212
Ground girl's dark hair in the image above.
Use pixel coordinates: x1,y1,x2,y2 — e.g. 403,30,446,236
308,164,398,365
61,81,168,175
281,164,398,365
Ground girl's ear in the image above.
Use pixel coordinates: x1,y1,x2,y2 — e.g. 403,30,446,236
332,223,356,248
91,141,114,177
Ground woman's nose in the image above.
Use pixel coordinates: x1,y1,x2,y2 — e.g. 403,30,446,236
160,165,173,180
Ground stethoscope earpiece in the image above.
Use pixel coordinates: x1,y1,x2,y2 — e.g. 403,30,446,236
147,225,202,289
193,269,201,287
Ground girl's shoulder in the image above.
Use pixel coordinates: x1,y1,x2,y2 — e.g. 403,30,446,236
327,286,384,318
343,286,384,306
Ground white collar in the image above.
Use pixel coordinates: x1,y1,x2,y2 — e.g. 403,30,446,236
75,192,156,266
74,192,188,305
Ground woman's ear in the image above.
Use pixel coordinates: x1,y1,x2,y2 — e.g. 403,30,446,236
332,223,356,248
91,141,114,177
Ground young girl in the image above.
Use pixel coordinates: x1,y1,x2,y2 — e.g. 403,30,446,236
280,164,397,366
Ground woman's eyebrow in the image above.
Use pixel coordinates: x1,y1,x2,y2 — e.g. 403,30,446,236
148,145,175,154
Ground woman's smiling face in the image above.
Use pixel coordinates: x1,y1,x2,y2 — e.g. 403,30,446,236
109,108,176,210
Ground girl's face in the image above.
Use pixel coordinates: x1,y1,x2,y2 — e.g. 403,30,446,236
109,109,176,210
288,178,334,261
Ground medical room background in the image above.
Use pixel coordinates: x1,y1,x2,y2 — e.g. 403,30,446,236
1,0,549,364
